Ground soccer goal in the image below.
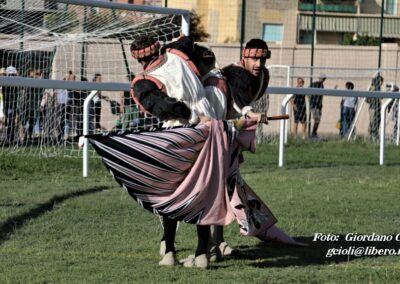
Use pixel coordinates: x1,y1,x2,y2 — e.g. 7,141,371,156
0,0,190,157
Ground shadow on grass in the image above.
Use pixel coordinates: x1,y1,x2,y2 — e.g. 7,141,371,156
235,235,400,268
0,186,110,245
242,160,400,175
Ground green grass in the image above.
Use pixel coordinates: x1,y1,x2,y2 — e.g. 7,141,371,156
1,142,400,283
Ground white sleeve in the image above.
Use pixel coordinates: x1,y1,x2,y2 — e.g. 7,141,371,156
204,85,227,119
40,91,49,108
189,96,216,124
189,105,200,124
232,101,253,118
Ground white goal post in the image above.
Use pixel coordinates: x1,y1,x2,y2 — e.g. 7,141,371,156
56,0,190,36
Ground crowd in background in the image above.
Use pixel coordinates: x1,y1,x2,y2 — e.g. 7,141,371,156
291,74,399,141
0,66,399,146
0,68,141,145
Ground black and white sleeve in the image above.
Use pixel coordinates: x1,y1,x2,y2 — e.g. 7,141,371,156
133,79,191,121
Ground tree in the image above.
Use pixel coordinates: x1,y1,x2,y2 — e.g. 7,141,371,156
342,33,380,46
188,10,209,42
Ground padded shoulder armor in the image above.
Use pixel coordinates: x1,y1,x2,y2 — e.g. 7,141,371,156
222,64,255,108
163,36,196,61
164,37,207,62
133,78,160,97
222,64,253,94
163,36,193,51
133,78,190,121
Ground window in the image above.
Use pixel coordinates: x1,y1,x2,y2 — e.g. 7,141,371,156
262,23,284,43
386,0,397,15
299,31,313,44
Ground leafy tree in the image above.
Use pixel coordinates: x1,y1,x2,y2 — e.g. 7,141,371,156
342,33,380,46
188,10,209,42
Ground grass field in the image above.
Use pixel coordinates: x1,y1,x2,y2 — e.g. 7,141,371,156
1,141,400,283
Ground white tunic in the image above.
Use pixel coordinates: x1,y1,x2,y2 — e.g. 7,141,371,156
342,96,357,108
202,69,227,120
147,52,216,127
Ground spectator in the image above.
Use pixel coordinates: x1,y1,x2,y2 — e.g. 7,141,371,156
65,72,90,138
34,70,45,136
366,74,383,142
114,73,139,131
386,82,399,143
40,88,57,141
293,77,307,140
21,69,43,142
341,81,357,138
76,76,90,136
309,73,326,139
65,70,77,138
0,67,6,130
66,70,76,81
40,86,70,141
3,66,20,144
91,73,103,132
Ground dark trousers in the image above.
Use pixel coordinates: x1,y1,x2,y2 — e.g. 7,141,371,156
4,96,18,143
341,107,355,137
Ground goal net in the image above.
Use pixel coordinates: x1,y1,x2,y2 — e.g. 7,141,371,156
253,65,290,144
0,0,188,156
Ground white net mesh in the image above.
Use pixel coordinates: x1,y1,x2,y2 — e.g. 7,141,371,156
0,0,184,156
253,65,290,143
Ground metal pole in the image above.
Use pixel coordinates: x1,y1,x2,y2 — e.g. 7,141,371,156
119,39,131,76
240,0,246,58
396,99,400,146
310,0,316,82
378,0,385,69
377,5,384,163
380,98,392,165
285,66,291,144
19,0,25,51
80,7,88,80
55,0,190,16
279,94,294,167
111,7,131,76
182,14,190,36
279,113,286,167
83,90,98,177
308,0,317,137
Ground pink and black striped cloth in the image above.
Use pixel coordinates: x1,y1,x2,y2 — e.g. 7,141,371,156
88,119,276,236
